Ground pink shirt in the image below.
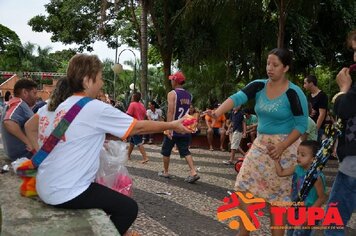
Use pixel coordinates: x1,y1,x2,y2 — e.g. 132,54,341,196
127,101,146,120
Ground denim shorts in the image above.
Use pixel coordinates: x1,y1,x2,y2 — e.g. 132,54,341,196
161,135,191,158
324,171,356,236
129,135,144,146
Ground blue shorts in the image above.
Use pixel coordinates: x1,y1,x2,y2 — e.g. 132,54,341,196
213,128,221,136
129,135,144,146
160,135,191,158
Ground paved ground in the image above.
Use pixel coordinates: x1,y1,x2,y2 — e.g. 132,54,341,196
126,144,356,236
0,137,355,235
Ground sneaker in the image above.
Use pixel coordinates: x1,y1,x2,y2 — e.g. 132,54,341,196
185,174,200,183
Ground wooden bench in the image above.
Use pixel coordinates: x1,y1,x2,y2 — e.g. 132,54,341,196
0,151,119,236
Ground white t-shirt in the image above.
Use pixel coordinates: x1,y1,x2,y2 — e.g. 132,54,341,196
36,95,135,205
36,104,56,148
146,108,162,121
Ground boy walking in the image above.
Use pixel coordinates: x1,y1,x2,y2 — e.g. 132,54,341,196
159,71,199,183
223,106,246,165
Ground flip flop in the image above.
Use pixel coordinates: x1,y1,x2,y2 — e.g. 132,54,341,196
158,171,172,179
223,160,234,165
141,159,149,164
185,174,200,184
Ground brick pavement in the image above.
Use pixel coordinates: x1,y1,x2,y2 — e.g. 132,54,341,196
127,144,356,236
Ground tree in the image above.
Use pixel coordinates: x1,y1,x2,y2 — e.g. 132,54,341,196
26,0,356,106
0,24,22,71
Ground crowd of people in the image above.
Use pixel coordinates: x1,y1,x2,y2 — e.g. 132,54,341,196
0,30,355,236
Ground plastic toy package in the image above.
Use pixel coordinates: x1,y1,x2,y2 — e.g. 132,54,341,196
182,114,198,132
96,140,133,197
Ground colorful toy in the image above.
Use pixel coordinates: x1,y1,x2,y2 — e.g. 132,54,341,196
234,142,252,172
182,114,198,132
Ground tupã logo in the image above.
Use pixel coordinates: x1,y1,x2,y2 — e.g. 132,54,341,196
217,191,266,231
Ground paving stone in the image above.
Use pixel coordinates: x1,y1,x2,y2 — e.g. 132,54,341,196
127,144,356,235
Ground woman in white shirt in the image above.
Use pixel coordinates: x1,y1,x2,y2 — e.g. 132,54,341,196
25,54,191,236
146,100,162,143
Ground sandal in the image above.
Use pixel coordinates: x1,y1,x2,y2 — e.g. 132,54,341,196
141,159,149,164
158,171,172,179
223,160,234,165
185,174,200,184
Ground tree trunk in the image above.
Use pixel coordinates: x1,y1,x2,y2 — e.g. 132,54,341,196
149,0,174,94
277,0,287,48
140,0,149,106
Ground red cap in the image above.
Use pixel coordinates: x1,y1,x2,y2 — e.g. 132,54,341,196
168,71,186,84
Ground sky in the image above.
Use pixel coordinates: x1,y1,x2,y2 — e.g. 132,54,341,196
0,0,138,65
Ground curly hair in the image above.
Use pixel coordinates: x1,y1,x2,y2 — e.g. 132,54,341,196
47,77,72,111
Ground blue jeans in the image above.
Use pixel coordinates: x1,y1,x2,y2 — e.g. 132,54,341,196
324,171,356,236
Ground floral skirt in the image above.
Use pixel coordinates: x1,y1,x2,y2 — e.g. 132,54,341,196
234,134,299,203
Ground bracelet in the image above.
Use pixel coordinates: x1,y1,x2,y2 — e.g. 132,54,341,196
331,91,346,103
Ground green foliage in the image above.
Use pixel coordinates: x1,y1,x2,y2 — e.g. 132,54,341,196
0,24,21,51
4,0,353,107
0,24,22,70
29,0,106,51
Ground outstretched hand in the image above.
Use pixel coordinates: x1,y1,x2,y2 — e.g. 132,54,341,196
171,118,194,134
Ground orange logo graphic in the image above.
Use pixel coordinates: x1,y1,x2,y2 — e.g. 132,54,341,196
217,192,266,231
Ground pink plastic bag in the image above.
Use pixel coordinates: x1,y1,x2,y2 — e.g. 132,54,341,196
96,141,133,197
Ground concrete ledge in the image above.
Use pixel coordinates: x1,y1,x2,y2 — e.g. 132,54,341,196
0,150,119,236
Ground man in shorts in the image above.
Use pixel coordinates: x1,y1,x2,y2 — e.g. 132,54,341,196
159,71,200,183
223,106,246,165
205,103,227,151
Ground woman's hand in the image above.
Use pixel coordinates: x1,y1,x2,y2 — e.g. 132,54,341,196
171,118,193,134
267,142,287,160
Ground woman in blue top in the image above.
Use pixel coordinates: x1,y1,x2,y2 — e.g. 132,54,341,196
213,48,308,236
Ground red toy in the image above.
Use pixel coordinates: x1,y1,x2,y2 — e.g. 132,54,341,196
234,142,252,172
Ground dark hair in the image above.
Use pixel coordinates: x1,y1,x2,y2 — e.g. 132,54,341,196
13,79,37,97
66,54,103,93
150,100,159,109
300,140,320,157
132,92,141,102
347,30,356,49
268,48,292,67
47,77,72,111
305,75,318,86
243,108,254,115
